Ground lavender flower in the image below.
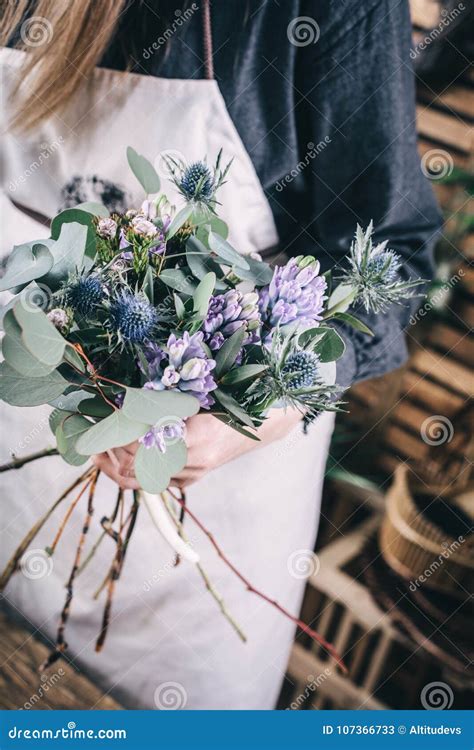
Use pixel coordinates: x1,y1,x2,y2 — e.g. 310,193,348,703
258,256,327,337
144,331,217,408
203,290,260,351
140,419,185,452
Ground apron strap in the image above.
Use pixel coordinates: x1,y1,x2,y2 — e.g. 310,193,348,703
202,0,214,80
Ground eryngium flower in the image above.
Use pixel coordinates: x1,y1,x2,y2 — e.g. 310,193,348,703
340,222,423,313
144,331,217,408
203,290,260,351
66,276,104,316
109,291,158,343
179,162,214,201
258,256,327,336
282,350,320,390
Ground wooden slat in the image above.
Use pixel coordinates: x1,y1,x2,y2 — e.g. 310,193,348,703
417,85,474,120
417,139,470,170
409,0,441,28
416,106,473,153
425,323,474,365
401,369,466,413
288,643,387,710
382,424,428,460
410,348,474,396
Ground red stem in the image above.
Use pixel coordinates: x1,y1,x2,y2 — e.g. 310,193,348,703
167,488,347,673
70,344,123,409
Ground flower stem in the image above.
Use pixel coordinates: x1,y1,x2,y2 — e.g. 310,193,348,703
167,487,346,672
162,492,247,643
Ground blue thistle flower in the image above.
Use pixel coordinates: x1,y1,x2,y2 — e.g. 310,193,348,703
66,276,104,316
282,350,320,390
179,161,214,201
340,222,424,313
109,291,158,344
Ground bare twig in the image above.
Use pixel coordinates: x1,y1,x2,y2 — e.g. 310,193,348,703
168,487,346,672
77,489,124,577
0,467,95,591
47,474,96,555
0,447,59,473
40,470,100,670
95,491,140,652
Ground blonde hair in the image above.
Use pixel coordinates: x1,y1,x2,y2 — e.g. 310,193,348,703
0,0,126,130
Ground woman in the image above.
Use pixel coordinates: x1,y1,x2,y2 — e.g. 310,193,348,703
0,0,440,709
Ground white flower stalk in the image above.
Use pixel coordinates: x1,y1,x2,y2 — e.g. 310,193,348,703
141,491,200,564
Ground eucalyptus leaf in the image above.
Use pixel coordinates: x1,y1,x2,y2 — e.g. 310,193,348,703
41,221,88,289
49,408,72,435
332,311,374,336
0,362,67,406
232,255,273,286
63,346,86,372
74,202,109,217
314,328,346,363
78,395,115,418
213,388,255,428
57,413,93,465
134,440,187,493
126,146,161,194
173,293,186,320
13,301,66,367
214,327,246,377
325,283,357,315
159,268,196,296
76,410,150,455
122,387,199,425
220,364,267,386
0,243,53,292
166,203,193,239
50,209,96,263
50,389,91,412
208,231,249,271
2,311,54,377
192,272,215,317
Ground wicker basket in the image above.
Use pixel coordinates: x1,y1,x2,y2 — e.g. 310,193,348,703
379,465,474,598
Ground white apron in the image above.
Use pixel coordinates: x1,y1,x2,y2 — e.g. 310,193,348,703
0,46,334,710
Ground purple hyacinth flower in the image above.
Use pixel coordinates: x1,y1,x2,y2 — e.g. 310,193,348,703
139,419,186,452
258,256,327,338
144,331,217,409
203,290,260,352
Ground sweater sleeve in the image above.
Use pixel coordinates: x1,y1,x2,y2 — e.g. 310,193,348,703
289,0,442,387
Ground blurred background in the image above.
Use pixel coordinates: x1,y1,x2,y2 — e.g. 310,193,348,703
0,0,472,711
278,0,474,712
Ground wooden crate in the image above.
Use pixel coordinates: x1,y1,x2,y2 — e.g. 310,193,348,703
282,517,473,710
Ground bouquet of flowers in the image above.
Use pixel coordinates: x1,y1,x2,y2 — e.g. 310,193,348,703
0,148,422,670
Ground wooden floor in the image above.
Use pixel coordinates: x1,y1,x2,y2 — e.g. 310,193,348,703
0,611,121,710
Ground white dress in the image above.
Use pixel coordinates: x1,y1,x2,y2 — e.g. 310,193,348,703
0,47,335,709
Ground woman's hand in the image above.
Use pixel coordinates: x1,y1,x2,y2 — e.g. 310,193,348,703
92,407,302,490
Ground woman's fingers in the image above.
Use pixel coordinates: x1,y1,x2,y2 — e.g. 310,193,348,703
92,452,140,490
